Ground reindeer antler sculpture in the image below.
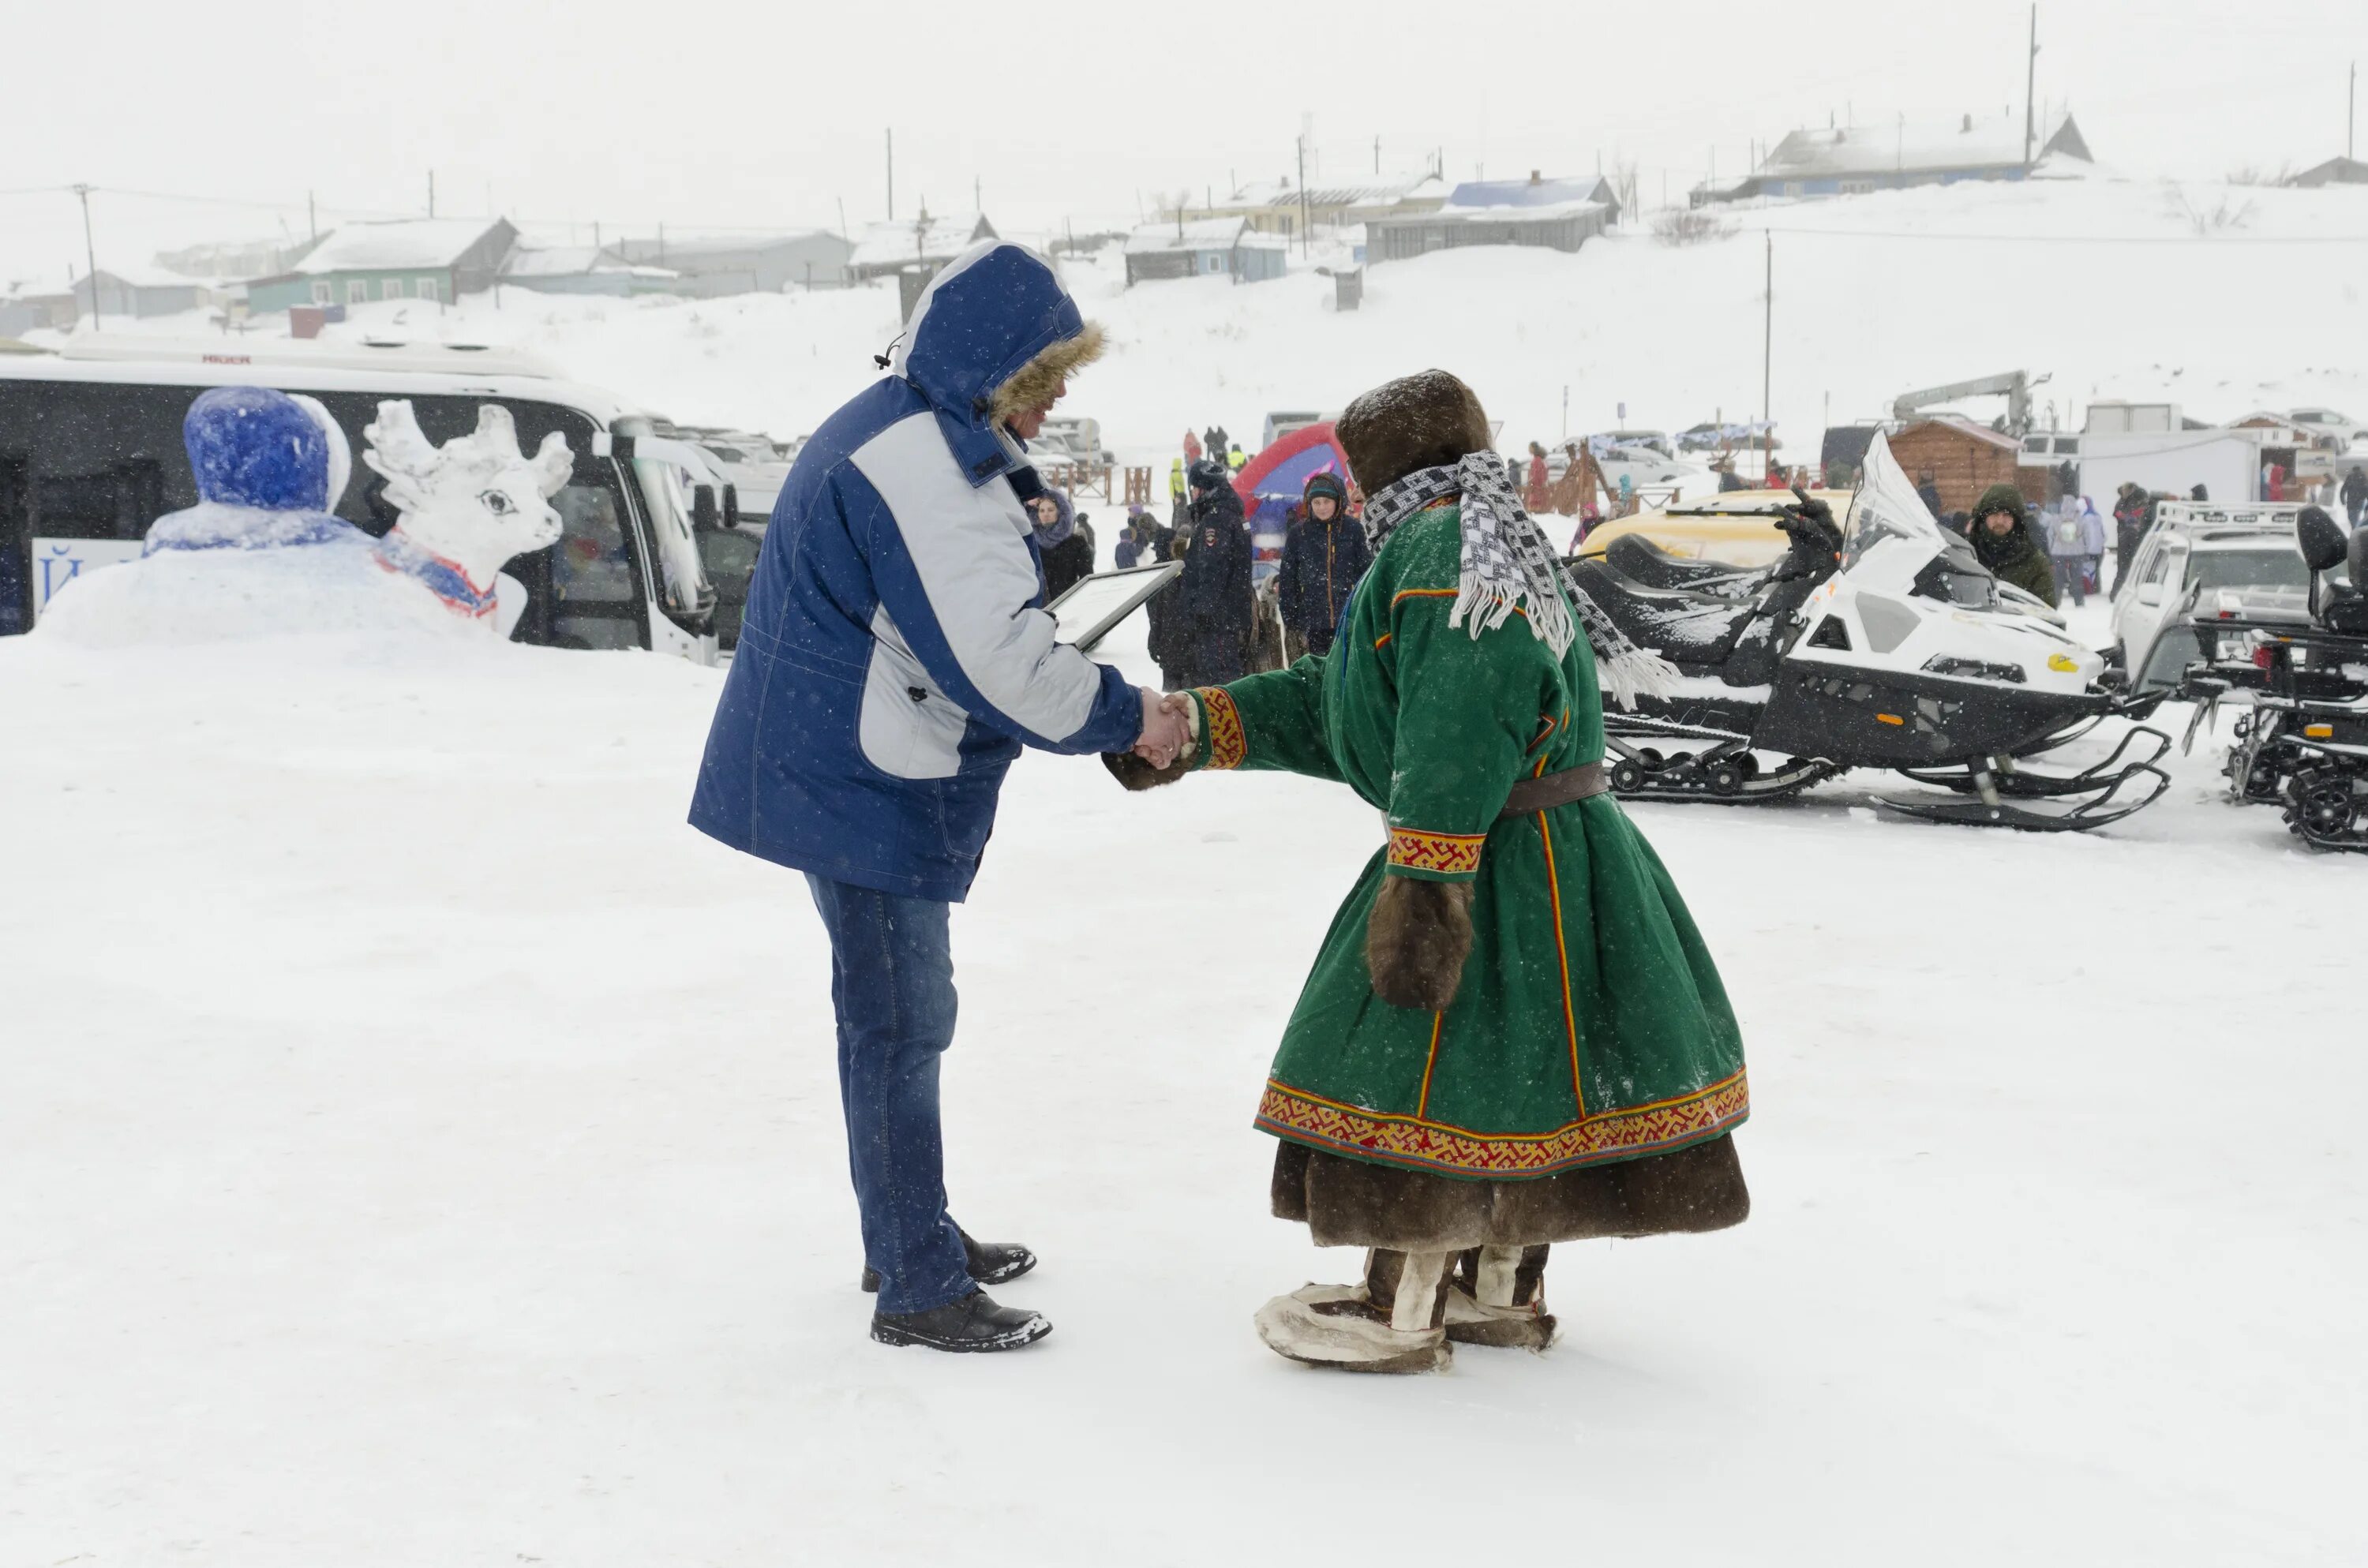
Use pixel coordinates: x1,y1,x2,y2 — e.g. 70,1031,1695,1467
362,400,572,622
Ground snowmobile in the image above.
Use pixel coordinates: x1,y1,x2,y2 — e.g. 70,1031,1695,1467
1565,431,2171,831
2177,507,2368,853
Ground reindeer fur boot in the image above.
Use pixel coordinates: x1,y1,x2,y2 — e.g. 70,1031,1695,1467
1252,1248,1455,1375
1444,1244,1558,1350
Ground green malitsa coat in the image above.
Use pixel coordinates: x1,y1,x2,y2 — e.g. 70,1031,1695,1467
1183,504,1748,1187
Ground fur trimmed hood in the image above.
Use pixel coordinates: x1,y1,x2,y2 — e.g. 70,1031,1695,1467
991,322,1104,425
886,240,1100,488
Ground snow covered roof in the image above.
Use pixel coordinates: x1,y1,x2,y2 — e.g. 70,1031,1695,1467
502,245,677,280
1445,175,1615,211
848,212,994,271
1433,197,1609,222
1126,217,1250,255
1224,173,1439,208
294,219,512,275
1759,112,2089,179
1899,414,2022,451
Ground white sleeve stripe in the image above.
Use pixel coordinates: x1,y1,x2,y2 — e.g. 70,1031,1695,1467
847,412,1107,740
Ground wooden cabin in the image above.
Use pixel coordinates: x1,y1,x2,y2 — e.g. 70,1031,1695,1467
1886,417,2024,516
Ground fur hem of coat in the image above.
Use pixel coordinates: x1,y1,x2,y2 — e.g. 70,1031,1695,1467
991,323,1106,423
1269,1132,1749,1252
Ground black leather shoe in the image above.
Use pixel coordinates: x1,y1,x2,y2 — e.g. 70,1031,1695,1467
870,1289,1051,1353
860,1229,1037,1293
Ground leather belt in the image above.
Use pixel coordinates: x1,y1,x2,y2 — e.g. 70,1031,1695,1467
1499,762,1609,818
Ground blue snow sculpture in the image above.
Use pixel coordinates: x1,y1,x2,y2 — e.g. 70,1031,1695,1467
145,386,362,553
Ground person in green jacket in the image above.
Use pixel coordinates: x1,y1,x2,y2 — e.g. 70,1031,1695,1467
1107,371,1750,1374
1966,482,2059,607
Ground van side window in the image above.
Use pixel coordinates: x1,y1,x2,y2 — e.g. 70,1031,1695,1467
0,380,651,649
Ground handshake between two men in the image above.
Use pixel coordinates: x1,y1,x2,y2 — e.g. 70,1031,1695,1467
1126,687,1195,775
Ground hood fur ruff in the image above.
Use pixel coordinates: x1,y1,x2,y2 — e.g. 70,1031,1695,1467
991,322,1105,423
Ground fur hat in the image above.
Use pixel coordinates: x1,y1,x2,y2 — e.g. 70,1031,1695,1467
989,322,1106,425
1334,370,1492,495
1187,457,1231,494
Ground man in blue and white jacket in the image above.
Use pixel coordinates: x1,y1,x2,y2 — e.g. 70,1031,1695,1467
690,241,1186,1354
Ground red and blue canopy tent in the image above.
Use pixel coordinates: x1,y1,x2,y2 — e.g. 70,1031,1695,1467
1231,421,1351,579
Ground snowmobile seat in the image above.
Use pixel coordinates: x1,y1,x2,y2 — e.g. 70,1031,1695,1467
1603,533,1757,592
1567,557,1748,669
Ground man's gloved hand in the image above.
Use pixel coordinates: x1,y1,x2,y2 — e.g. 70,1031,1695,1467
1102,751,1194,791
1783,486,1837,530
1103,690,1196,791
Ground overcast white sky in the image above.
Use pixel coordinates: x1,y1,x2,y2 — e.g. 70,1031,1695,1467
2,0,2362,280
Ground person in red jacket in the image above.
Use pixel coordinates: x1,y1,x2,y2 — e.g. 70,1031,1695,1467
1524,440,1551,514
1184,429,1204,466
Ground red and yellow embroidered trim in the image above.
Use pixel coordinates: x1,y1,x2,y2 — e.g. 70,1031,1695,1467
1386,825,1486,875
1255,1069,1749,1178
1195,686,1246,770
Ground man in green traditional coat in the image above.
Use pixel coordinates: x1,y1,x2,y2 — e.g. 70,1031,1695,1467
1109,370,1752,1375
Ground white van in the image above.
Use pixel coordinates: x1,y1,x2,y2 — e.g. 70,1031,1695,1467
2108,503,2321,690
0,338,720,661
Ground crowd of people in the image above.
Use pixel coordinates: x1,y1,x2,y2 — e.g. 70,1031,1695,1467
1085,436,2368,671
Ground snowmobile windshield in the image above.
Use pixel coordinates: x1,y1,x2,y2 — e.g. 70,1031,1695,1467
1843,432,1983,599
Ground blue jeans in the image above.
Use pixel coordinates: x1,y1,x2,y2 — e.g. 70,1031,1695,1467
804,875,972,1315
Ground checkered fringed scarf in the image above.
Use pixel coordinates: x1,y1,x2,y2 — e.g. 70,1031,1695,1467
1360,452,1679,709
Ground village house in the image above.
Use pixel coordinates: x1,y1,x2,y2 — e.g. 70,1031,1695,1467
1212,172,1448,238
610,231,853,295
244,219,519,312
500,246,683,298
846,212,998,283
1698,110,2093,204
1122,217,1288,286
1366,173,1617,264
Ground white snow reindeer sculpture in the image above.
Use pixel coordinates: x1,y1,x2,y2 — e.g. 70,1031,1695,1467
362,400,571,628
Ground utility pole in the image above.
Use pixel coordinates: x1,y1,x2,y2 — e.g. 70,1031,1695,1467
886,129,894,221
428,170,436,218
1373,135,1381,175
2351,60,2357,160
72,183,99,333
2023,5,2040,168
974,174,981,212
306,189,317,241
1295,135,1310,255
1762,232,1774,483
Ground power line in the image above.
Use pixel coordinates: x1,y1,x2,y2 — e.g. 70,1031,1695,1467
1746,224,2368,245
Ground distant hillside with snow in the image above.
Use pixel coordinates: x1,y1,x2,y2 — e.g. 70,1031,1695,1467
38,174,2368,466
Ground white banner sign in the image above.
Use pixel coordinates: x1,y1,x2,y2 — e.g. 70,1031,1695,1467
31,538,144,619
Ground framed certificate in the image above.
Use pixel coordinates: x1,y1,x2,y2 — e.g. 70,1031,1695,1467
1048,560,1182,651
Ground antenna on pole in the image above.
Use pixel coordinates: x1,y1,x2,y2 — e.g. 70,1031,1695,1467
886,129,895,221
428,169,436,218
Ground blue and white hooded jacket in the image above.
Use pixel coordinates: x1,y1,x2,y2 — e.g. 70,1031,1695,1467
688,241,1141,901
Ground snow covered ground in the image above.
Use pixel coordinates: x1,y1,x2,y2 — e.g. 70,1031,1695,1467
7,172,2368,1562
2,593,2362,1565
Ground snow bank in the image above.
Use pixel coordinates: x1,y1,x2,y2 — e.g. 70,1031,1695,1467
32,536,484,649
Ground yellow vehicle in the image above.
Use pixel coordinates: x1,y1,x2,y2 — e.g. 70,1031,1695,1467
1572,489,1853,570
